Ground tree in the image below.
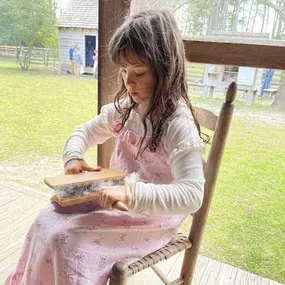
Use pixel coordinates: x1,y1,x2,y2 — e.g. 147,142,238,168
0,0,57,70
142,0,211,36
181,1,212,36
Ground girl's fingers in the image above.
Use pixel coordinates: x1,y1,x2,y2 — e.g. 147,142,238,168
98,188,115,210
64,159,84,174
64,159,100,174
92,166,101,171
98,187,104,208
65,167,81,175
82,162,101,172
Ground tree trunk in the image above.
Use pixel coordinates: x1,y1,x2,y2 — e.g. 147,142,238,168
261,5,266,32
246,1,254,32
271,70,285,111
15,45,22,62
241,0,247,31
20,46,33,71
276,16,283,37
281,21,285,35
207,0,221,35
233,0,241,31
272,13,279,37
220,0,229,30
251,4,259,32
265,4,270,32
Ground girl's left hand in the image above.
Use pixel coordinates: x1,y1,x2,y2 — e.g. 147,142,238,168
98,185,128,211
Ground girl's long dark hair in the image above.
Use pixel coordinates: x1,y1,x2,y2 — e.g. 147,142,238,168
109,9,203,157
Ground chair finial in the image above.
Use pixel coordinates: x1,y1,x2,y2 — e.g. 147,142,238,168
226,82,237,103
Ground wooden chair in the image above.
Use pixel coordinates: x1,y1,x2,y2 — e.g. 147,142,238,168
108,82,237,285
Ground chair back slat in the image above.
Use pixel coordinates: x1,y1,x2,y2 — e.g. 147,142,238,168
194,107,218,131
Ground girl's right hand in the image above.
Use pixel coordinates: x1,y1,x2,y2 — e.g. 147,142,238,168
64,159,101,175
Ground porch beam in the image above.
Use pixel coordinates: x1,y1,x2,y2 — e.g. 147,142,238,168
183,36,285,70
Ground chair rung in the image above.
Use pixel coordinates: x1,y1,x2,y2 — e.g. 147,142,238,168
151,264,171,284
127,233,192,277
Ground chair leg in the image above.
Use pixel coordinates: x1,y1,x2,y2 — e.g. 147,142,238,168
109,262,128,285
180,247,198,285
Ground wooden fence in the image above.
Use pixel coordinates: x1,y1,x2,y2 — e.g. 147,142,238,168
0,45,58,67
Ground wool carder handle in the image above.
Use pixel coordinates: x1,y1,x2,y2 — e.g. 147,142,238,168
112,201,129,211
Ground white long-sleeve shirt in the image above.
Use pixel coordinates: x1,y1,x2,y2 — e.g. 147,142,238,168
63,102,205,216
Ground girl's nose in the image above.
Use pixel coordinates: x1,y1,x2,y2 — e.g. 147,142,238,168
125,74,135,87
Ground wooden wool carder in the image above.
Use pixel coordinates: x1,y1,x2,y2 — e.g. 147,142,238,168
44,169,129,211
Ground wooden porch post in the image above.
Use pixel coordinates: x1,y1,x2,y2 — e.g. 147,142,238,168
97,0,131,168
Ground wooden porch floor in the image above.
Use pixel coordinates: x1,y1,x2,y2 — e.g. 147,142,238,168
0,180,283,285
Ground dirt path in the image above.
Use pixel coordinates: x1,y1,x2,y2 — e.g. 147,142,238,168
234,109,285,128
196,101,285,128
0,157,62,193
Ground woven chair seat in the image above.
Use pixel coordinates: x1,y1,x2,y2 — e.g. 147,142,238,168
127,233,192,277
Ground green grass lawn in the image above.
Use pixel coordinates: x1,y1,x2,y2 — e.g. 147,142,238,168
1,60,285,283
0,60,98,164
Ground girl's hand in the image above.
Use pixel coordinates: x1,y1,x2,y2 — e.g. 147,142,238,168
64,159,101,175
98,185,128,211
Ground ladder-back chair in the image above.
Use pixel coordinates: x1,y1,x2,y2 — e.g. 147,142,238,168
109,82,237,285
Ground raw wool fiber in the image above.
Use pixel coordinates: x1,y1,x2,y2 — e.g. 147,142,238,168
54,179,125,198
54,172,140,198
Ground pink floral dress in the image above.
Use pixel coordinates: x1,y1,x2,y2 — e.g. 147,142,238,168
5,110,190,285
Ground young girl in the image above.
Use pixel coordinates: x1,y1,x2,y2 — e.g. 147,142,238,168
6,9,205,285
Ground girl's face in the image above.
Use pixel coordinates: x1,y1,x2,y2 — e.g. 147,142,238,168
120,56,154,107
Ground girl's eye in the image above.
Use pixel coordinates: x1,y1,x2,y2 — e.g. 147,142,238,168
135,72,145,76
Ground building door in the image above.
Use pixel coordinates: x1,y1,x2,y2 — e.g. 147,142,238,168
85,35,96,67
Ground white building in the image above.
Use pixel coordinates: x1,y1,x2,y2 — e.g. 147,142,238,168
58,0,98,72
